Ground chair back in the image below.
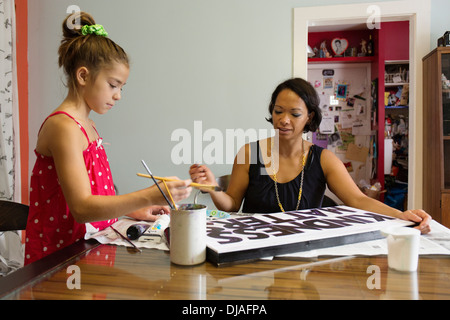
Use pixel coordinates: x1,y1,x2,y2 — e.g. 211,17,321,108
193,174,231,205
321,195,338,208
216,175,231,192
0,200,29,231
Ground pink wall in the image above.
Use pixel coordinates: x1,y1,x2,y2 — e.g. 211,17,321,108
381,21,409,61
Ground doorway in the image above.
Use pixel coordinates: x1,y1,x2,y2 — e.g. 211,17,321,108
293,0,431,210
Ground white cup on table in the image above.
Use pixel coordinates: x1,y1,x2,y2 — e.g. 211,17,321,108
381,226,420,272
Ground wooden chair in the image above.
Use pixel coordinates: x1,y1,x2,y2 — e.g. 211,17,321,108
0,200,29,232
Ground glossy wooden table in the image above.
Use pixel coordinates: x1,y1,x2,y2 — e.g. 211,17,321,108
1,240,449,300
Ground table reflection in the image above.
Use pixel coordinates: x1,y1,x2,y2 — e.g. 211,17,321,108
5,244,450,300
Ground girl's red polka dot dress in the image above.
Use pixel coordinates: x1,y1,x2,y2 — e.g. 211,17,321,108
25,112,117,265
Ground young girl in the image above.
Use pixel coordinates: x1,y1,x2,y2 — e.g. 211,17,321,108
24,12,192,264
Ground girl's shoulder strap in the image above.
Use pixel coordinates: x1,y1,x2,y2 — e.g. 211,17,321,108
38,111,90,143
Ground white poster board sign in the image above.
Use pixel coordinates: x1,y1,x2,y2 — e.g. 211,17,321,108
206,206,412,265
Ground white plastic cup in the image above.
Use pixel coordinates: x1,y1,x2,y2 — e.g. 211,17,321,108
169,204,207,266
381,226,420,272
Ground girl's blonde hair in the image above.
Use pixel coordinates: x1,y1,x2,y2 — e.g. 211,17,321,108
58,12,129,94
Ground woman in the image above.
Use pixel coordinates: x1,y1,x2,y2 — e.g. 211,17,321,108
189,78,431,234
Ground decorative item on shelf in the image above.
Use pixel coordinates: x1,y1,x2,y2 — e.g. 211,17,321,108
385,115,392,138
385,65,409,84
387,91,398,106
367,35,374,56
331,38,348,57
400,84,409,105
437,31,450,47
319,40,332,58
442,73,450,90
307,45,315,58
385,86,406,107
358,39,367,57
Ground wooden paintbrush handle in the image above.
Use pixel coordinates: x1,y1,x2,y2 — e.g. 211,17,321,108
137,173,218,189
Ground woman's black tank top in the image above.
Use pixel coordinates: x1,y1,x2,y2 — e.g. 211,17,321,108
242,141,326,213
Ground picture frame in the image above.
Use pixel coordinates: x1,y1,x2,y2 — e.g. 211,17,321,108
336,83,349,100
331,38,349,56
323,77,333,89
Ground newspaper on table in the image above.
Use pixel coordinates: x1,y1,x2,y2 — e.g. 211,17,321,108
276,219,450,259
85,217,169,251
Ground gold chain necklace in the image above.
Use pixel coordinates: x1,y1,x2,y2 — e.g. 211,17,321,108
271,139,306,212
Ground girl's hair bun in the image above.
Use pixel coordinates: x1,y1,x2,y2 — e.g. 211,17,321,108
62,11,96,40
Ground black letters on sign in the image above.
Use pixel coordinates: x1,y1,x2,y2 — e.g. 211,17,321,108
206,206,396,245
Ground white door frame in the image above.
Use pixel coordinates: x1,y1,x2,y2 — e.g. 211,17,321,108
293,0,431,210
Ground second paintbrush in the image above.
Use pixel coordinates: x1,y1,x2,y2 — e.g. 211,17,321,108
137,173,223,192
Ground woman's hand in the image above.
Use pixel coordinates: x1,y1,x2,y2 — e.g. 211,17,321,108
127,205,170,222
397,209,432,234
189,164,217,192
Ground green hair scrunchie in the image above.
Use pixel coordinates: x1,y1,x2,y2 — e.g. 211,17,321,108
81,24,108,37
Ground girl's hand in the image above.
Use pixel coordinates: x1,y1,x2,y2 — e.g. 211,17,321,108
127,205,170,222
161,178,192,203
397,209,432,234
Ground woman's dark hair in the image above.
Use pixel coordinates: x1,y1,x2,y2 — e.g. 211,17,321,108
58,12,129,95
266,78,322,133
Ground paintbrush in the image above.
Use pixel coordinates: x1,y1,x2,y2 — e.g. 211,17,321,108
110,225,142,253
161,179,178,210
141,160,175,209
136,173,223,191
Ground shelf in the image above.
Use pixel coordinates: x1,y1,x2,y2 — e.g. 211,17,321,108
385,60,409,65
308,56,376,64
385,82,409,87
385,105,408,109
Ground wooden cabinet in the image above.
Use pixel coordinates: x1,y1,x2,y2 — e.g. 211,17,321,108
423,47,450,228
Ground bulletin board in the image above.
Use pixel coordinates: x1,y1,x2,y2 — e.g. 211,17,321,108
307,63,374,185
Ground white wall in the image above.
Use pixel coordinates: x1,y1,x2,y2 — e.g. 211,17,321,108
29,0,292,198
28,0,450,203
